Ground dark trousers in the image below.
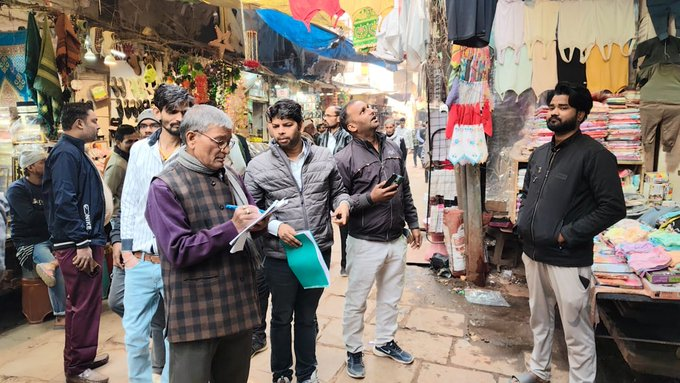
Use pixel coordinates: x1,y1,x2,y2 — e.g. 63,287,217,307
54,246,104,377
340,225,349,270
264,251,330,381
413,145,422,167
253,266,269,341
170,330,252,383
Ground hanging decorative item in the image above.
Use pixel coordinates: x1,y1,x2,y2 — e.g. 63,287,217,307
205,59,241,107
208,25,235,59
243,30,260,69
193,72,209,104
352,7,379,53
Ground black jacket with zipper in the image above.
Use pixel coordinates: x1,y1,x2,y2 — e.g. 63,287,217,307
517,131,626,267
334,133,419,242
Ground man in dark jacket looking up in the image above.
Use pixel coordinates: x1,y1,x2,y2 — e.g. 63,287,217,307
245,99,350,383
513,83,626,383
43,102,110,383
335,100,421,379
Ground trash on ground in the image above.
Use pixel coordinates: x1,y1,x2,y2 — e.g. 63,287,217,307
464,288,510,307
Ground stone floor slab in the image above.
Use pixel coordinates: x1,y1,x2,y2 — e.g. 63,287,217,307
394,328,453,365
331,353,417,383
404,307,466,337
450,338,524,376
418,362,496,383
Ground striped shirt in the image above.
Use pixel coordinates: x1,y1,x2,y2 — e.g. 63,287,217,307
120,130,181,254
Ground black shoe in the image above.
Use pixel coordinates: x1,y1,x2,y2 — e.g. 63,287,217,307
373,340,414,364
346,351,365,379
251,337,268,357
340,267,348,277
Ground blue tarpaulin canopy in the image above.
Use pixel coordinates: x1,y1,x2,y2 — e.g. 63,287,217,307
255,9,398,71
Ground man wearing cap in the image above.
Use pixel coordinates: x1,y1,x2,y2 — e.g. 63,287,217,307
120,84,193,383
137,109,161,138
7,150,66,329
43,102,110,383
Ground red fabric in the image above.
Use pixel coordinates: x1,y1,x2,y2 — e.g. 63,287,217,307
289,0,345,31
446,102,493,139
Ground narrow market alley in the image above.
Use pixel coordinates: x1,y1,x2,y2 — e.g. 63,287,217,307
2,160,668,383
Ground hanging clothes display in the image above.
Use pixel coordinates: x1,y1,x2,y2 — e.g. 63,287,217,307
25,12,41,103
523,0,559,58
340,0,395,53
55,12,81,88
492,0,524,64
446,0,497,47
633,36,680,69
646,0,680,40
0,31,32,105
445,45,492,165
586,43,629,92
493,46,532,98
289,0,344,31
556,43,586,87
531,40,557,96
557,0,597,64
33,18,63,131
404,0,429,70
374,5,402,62
594,0,635,60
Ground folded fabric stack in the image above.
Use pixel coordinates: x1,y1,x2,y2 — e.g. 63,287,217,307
525,105,552,151
605,99,642,162
580,101,608,141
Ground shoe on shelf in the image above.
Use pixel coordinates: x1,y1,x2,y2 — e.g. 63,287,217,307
251,337,268,357
340,267,348,277
299,369,319,383
66,368,109,383
373,340,414,364
35,262,56,287
346,351,365,379
274,376,291,383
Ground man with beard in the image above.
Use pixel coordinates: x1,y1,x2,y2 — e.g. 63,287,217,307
245,99,350,383
316,105,353,276
512,83,625,383
335,101,421,379
120,84,194,383
43,102,110,383
383,119,407,162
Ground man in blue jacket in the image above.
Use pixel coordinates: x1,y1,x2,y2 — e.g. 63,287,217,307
43,102,110,383
513,83,626,383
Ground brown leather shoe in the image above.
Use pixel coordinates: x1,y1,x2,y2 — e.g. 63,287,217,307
66,368,109,383
89,353,109,369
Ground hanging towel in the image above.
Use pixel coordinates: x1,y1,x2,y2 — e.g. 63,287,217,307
33,18,62,131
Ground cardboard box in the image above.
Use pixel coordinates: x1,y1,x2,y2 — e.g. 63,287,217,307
645,271,680,284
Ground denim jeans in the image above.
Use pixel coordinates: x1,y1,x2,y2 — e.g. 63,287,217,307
122,260,169,383
265,251,330,382
110,265,166,374
23,241,66,316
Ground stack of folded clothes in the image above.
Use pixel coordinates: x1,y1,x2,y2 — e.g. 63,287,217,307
605,97,642,162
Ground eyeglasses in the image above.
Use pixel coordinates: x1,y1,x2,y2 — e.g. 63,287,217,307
193,131,235,151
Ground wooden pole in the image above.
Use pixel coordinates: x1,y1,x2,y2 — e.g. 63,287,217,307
465,164,485,286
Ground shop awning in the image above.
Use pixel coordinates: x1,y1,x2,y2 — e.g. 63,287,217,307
255,9,397,71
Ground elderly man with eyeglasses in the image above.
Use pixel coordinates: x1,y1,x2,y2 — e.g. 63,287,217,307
146,104,266,383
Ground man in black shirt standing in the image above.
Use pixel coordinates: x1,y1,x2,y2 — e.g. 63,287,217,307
7,150,66,328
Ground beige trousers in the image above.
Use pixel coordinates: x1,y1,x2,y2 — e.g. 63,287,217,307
523,254,596,383
343,235,407,353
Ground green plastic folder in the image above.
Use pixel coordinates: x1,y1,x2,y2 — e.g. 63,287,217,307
283,230,330,289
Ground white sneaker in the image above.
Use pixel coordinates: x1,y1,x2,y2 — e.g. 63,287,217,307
299,369,319,383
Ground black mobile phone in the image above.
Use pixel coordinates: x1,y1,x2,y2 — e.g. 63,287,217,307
383,173,404,188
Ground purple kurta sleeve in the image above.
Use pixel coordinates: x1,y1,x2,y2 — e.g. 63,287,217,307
145,178,252,269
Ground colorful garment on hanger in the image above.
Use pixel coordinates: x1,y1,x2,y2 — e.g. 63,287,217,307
492,0,525,64
25,12,41,103
55,12,80,87
523,0,559,58
448,119,489,165
493,46,532,98
340,0,394,22
531,40,557,96
594,0,635,59
289,0,344,31
446,100,492,139
586,43,629,92
0,31,31,104
446,0,497,47
451,45,492,83
557,0,597,64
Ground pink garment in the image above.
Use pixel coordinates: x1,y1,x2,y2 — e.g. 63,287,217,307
626,247,672,274
289,0,345,31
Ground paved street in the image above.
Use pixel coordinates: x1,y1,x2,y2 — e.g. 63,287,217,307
0,157,573,383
